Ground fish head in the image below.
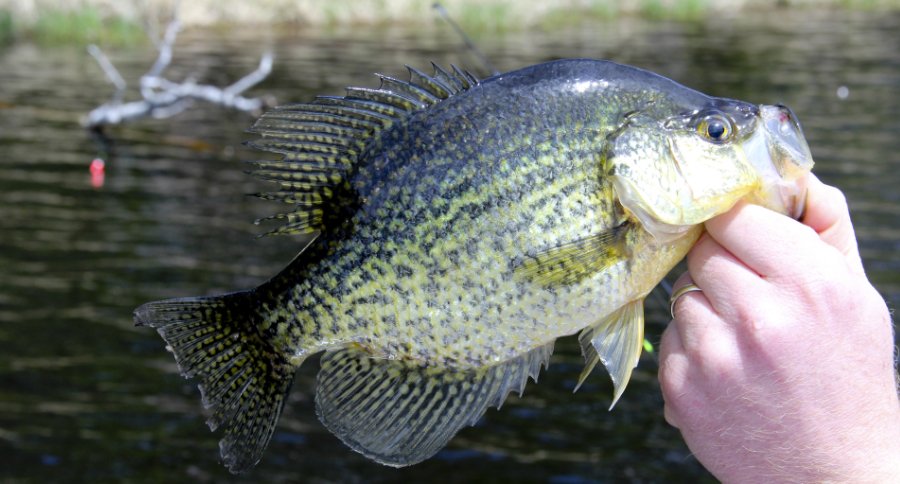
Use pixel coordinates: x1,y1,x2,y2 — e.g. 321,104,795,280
608,98,814,241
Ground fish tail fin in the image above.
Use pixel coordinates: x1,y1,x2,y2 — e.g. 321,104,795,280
135,291,294,474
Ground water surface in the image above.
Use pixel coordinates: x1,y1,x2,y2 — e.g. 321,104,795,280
1,9,898,483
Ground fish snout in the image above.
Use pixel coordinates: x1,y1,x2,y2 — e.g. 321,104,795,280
761,104,814,179
758,104,814,219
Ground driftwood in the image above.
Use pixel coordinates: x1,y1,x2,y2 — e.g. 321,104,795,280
82,16,274,129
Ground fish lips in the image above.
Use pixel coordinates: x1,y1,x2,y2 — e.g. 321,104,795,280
758,104,815,219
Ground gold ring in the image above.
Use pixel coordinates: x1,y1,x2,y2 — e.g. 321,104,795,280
669,283,703,319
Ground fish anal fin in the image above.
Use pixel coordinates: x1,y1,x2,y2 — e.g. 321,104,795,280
515,223,631,286
574,299,645,410
315,342,553,467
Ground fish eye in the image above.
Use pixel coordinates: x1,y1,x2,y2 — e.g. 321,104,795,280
696,113,734,143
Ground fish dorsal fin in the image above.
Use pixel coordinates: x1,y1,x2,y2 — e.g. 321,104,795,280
574,299,645,410
247,64,479,236
515,223,631,286
315,342,553,467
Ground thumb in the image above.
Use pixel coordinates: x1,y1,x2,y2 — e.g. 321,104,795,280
801,174,864,274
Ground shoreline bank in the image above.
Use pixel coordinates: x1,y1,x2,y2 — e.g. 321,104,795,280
2,0,899,45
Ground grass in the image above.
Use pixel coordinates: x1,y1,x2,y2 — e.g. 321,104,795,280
0,9,13,44
4,0,900,46
30,6,143,45
632,0,710,21
456,2,517,34
0,6,144,46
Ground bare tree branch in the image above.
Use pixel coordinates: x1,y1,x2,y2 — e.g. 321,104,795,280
226,54,275,96
82,15,275,130
141,16,180,101
87,44,128,104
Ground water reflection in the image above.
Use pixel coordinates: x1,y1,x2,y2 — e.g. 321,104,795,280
1,8,897,483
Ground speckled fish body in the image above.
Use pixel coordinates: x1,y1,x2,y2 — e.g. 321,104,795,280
265,61,700,364
136,59,814,473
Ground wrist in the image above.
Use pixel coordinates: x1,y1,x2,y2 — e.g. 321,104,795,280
848,408,900,482
704,393,900,483
815,399,900,483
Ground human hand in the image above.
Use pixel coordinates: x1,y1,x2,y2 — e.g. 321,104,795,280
659,174,900,483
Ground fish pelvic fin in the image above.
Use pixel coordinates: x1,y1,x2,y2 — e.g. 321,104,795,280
574,299,645,410
314,342,554,467
135,291,294,474
246,64,479,236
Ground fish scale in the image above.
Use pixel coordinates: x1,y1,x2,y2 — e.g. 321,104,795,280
286,142,615,362
136,59,814,473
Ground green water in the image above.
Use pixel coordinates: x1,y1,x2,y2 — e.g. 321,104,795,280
1,8,898,483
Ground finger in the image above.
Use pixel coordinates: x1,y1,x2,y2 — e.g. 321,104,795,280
801,174,864,273
663,402,680,429
669,270,723,354
668,272,697,319
686,232,771,322
658,322,686,429
660,273,741,430
703,201,824,278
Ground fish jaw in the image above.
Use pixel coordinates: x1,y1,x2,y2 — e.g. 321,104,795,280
742,104,815,219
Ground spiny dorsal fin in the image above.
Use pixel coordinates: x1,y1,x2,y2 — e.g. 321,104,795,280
315,342,553,467
248,64,479,236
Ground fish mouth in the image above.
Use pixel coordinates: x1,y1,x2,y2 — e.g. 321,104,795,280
785,178,809,220
757,104,815,219
761,104,814,178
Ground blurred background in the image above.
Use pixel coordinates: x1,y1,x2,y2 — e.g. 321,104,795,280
1,1,898,482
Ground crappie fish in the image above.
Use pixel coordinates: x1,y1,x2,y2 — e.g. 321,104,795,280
136,59,814,472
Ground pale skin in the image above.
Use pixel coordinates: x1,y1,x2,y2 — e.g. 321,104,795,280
659,174,900,483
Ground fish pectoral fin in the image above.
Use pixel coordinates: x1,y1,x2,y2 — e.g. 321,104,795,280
315,342,554,467
514,222,631,286
574,299,645,410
